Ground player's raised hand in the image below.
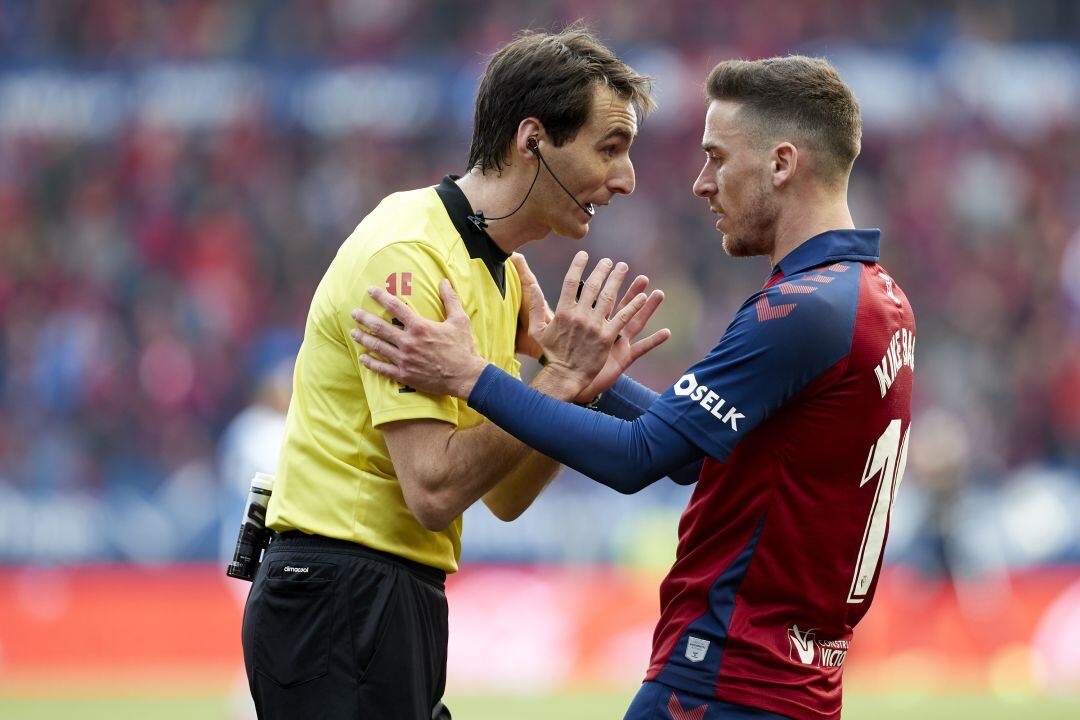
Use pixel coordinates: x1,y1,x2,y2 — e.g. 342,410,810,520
351,280,488,400
574,278,670,403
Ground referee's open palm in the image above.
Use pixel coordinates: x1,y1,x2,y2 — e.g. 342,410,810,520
526,251,670,402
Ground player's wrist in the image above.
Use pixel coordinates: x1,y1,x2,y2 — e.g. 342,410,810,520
453,357,489,400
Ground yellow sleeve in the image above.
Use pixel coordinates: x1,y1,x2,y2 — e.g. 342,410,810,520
340,241,459,428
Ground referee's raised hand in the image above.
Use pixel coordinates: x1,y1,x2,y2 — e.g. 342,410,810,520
573,273,670,404
530,251,670,401
510,252,552,361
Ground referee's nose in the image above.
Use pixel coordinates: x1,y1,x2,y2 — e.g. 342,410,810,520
607,156,636,196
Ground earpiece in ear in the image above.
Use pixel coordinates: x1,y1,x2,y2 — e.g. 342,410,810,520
526,136,539,154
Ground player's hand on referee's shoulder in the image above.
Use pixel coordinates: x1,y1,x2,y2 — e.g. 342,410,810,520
351,279,488,400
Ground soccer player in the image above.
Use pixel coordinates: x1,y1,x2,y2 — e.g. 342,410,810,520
352,56,915,720
240,26,668,720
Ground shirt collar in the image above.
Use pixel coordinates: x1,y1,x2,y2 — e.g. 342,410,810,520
435,174,509,296
772,228,881,278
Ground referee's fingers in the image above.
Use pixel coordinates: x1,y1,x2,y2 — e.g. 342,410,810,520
514,253,551,317
526,278,547,334
595,261,628,318
510,252,537,288
578,257,613,309
367,286,419,326
557,251,590,309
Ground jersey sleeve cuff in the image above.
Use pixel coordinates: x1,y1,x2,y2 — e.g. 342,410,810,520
466,363,505,410
370,403,459,428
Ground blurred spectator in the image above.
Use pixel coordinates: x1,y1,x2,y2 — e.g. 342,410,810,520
0,0,1077,568
217,329,296,562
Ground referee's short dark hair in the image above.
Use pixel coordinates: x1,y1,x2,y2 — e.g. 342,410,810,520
706,56,862,182
468,22,655,175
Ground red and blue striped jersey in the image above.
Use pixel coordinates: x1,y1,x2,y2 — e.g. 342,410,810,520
647,229,915,720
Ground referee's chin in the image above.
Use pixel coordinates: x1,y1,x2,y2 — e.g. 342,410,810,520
558,218,591,241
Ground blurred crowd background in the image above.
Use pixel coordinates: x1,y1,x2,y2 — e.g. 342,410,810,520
1,0,1079,582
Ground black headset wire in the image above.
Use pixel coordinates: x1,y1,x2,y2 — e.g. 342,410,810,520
468,137,593,229
532,142,595,217
469,155,541,228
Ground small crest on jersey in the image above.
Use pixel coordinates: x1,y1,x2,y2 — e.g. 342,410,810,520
684,636,710,663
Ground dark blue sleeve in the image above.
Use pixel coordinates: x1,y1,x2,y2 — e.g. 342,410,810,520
648,272,860,461
594,374,659,419
468,366,704,494
595,374,703,486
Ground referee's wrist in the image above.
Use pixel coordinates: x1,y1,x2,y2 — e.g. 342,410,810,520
577,392,603,411
531,363,589,403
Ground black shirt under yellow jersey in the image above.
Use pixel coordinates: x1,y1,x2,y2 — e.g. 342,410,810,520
267,176,523,572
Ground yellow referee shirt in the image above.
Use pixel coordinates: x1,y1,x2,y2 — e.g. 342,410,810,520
267,175,523,572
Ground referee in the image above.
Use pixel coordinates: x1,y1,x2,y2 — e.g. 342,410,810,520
240,25,660,720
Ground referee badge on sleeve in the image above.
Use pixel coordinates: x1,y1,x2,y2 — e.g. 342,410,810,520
385,272,413,296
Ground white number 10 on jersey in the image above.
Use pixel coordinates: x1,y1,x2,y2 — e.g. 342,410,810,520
848,418,910,604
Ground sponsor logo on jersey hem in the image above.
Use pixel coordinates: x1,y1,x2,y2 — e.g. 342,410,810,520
685,636,710,663
787,624,848,668
673,374,744,432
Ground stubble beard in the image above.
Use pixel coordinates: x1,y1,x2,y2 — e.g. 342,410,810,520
720,180,777,259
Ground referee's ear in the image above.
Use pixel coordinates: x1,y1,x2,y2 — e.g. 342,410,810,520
514,118,543,164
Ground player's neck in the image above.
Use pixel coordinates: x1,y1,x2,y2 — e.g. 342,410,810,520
770,189,855,268
455,171,545,254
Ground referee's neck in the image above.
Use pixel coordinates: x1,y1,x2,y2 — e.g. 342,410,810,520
455,172,545,254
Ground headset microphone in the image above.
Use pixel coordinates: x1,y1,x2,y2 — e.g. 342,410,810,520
468,135,595,229
528,136,596,218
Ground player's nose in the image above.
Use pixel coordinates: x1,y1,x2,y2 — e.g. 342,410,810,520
693,164,716,198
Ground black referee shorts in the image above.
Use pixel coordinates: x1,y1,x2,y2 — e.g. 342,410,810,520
241,531,451,720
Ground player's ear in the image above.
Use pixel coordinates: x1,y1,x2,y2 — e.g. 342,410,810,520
514,118,543,164
771,142,797,189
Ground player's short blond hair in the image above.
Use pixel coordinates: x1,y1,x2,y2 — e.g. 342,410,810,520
706,56,861,180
